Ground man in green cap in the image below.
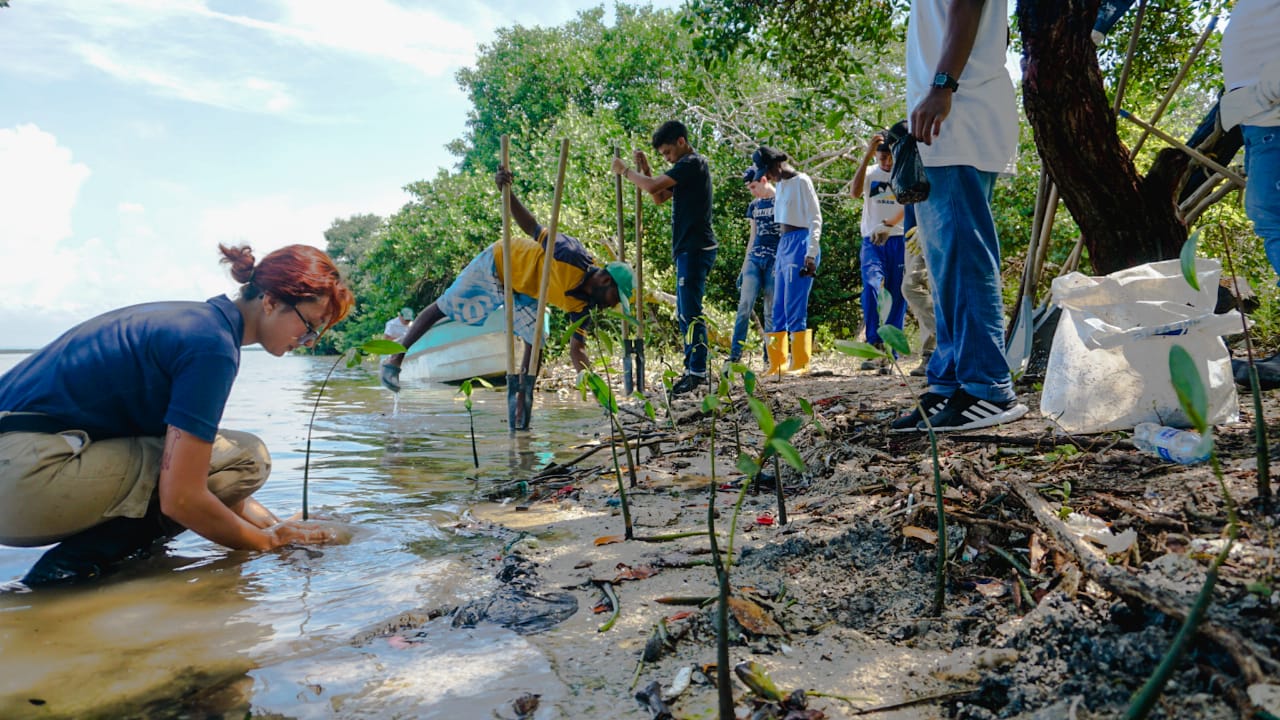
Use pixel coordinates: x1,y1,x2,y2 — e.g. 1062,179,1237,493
382,168,633,392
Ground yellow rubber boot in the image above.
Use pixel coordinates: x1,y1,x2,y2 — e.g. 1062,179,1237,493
787,329,812,374
765,331,789,376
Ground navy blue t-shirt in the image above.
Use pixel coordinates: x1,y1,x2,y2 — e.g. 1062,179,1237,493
663,152,717,256
745,197,780,261
0,296,244,442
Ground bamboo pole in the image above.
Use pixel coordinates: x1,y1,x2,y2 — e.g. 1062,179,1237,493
1119,109,1247,187
1111,0,1147,115
634,183,646,392
501,136,516,380
529,139,570,382
1129,14,1218,159
616,146,633,395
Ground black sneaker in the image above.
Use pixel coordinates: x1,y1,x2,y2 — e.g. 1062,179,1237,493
670,373,706,396
890,392,950,432
1233,353,1280,390
918,389,1028,432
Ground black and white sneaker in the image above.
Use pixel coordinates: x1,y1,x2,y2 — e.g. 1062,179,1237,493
918,389,1028,432
890,392,950,432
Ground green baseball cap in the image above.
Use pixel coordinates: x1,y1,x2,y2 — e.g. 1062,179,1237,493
604,261,634,316
399,307,414,320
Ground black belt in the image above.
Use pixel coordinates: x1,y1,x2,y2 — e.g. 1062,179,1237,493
0,413,79,435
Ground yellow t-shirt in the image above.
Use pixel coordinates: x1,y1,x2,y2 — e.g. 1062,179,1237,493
491,230,591,314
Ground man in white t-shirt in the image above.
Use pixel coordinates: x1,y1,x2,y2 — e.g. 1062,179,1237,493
850,133,906,375
383,307,413,343
891,0,1028,432
1223,0,1280,388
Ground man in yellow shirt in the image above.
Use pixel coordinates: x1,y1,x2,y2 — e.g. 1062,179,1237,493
381,168,633,392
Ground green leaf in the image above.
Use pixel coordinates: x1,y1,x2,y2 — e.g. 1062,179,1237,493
583,372,617,412
1179,231,1200,291
747,397,775,435
743,369,757,395
634,393,656,420
360,339,406,355
459,379,474,397
736,452,760,477
879,325,911,357
834,339,887,360
772,417,804,443
798,397,814,418
876,284,893,325
769,438,805,472
702,394,721,412
560,316,589,345
1169,345,1208,433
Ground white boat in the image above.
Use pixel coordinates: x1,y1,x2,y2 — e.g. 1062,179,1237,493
399,312,511,384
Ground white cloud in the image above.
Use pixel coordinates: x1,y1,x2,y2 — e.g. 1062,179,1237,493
0,124,91,308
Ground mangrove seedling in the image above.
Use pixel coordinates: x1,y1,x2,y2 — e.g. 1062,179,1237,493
836,293,949,615
458,376,494,469
1124,344,1239,720
699,388,735,720
303,338,405,520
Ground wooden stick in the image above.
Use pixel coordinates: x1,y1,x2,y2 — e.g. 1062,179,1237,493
1129,14,1217,159
501,136,516,379
1119,109,1246,187
1111,0,1146,115
1010,479,1268,685
529,139,571,381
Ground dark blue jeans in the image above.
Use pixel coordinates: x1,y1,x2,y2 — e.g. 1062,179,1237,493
914,165,1015,403
730,255,775,362
675,248,717,376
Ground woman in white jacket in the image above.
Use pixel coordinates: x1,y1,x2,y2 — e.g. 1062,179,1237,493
749,146,821,374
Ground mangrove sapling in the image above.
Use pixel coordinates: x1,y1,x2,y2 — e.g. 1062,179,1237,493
458,376,494,469
700,390,735,720
303,339,404,520
836,295,949,614
1192,228,1271,510
1124,345,1240,720
580,370,634,541
658,367,681,431
731,394,804,555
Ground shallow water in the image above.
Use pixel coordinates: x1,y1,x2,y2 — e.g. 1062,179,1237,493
0,350,604,719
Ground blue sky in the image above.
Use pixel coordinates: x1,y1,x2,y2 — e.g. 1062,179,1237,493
0,0,683,349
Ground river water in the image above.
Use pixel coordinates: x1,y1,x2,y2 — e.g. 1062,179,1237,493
0,350,603,719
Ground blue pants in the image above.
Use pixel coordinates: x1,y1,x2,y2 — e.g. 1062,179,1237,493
770,228,819,332
730,255,775,361
675,248,717,376
1244,125,1280,284
914,165,1015,403
860,235,907,346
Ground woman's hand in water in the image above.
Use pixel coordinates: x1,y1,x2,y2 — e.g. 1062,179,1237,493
266,519,348,548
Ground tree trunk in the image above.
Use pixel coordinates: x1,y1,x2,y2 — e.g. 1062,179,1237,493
1017,0,1187,274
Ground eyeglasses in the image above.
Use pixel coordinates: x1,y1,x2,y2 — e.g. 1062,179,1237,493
290,305,320,345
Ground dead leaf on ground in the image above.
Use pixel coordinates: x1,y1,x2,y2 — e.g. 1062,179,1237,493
728,596,785,637
903,525,938,544
614,564,660,582
594,535,623,546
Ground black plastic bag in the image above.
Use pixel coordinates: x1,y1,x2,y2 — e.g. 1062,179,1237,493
890,135,930,204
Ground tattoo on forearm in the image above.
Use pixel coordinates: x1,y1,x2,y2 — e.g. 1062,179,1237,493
162,426,182,471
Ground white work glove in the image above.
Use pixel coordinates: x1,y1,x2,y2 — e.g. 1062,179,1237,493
870,224,894,246
380,363,402,392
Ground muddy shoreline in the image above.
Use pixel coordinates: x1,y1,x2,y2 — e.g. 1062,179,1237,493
465,356,1279,719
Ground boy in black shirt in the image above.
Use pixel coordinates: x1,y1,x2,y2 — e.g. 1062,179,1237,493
612,120,718,395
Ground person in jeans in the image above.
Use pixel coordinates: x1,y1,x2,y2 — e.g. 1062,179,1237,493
1222,0,1280,387
892,0,1028,432
850,133,907,375
901,205,937,377
0,244,355,586
749,146,822,375
728,168,780,368
612,120,717,395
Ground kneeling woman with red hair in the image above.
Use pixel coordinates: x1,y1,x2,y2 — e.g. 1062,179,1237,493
0,243,355,587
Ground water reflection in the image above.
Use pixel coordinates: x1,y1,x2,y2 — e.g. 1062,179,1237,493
0,351,600,718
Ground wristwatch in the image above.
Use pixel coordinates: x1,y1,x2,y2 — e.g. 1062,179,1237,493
931,72,959,92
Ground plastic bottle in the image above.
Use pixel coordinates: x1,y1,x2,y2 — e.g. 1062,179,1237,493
1131,423,1210,464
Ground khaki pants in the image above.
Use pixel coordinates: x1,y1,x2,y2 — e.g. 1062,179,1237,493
0,426,270,547
902,246,937,355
